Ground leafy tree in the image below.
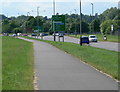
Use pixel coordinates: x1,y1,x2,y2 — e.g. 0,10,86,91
100,20,119,34
43,20,51,32
2,19,11,33
99,7,118,22
90,18,100,33
13,27,22,33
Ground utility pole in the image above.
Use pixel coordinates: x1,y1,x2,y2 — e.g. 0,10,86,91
80,0,82,45
53,0,56,41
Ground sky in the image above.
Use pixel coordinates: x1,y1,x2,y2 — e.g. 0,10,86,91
0,0,119,18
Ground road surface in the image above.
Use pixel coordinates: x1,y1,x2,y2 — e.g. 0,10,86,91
39,36,119,52
19,37,118,90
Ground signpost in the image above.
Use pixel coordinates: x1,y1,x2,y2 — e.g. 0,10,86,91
52,15,65,32
52,15,65,42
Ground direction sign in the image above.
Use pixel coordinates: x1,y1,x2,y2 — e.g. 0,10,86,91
52,15,65,32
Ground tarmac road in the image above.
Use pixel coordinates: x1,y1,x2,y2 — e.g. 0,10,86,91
19,37,118,90
41,36,119,52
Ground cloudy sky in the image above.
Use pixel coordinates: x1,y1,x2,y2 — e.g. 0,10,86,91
0,0,119,18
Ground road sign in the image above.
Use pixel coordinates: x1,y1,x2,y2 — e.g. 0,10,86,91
52,15,65,32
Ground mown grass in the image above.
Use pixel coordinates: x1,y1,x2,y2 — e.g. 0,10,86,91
0,36,2,91
2,36,34,90
23,36,118,80
69,34,118,42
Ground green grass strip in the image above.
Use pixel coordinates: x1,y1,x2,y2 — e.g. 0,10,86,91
2,36,34,90
24,36,118,80
0,36,2,91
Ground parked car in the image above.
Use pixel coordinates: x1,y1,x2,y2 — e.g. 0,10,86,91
40,33,48,37
59,33,64,37
52,33,59,36
31,33,37,36
12,34,17,37
89,35,98,42
80,36,89,45
17,33,21,36
22,34,28,36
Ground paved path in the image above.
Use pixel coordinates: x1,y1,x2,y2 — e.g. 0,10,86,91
19,37,118,90
41,36,119,52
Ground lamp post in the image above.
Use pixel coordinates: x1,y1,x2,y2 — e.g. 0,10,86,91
26,12,30,33
36,7,40,33
79,0,82,45
91,3,94,33
91,3,94,16
53,0,56,41
74,9,77,36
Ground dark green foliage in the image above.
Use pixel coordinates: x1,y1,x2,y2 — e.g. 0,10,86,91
90,18,100,33
1,7,118,34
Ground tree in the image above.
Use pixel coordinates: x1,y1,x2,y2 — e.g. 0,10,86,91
2,19,11,33
43,20,51,32
100,20,119,34
90,18,100,33
13,28,22,33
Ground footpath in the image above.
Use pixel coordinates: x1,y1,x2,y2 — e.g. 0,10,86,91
19,37,118,90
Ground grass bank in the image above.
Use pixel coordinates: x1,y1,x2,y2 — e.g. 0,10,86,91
23,36,118,80
2,36,34,90
69,34,118,42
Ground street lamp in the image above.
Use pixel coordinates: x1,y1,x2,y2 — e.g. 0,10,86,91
74,9,77,36
79,0,82,45
91,3,94,16
53,0,56,41
91,3,94,33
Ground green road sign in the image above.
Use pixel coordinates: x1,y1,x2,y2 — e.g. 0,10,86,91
52,15,65,32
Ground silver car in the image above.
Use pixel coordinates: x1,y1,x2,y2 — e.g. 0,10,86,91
89,35,98,42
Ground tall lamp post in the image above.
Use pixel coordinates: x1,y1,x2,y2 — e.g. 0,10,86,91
91,3,94,16
37,7,40,33
26,12,30,33
53,0,56,41
74,9,77,36
79,0,82,45
91,3,94,33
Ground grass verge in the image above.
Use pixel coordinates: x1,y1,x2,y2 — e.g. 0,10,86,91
69,34,118,42
2,36,34,90
23,36,118,80
0,36,2,91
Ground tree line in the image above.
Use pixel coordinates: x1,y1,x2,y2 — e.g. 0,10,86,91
0,7,120,35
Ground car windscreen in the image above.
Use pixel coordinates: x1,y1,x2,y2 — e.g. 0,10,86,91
90,36,96,38
82,37,88,41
